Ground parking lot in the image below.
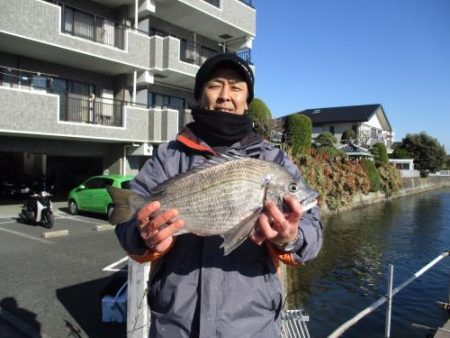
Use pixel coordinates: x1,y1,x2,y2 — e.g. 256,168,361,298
0,200,129,338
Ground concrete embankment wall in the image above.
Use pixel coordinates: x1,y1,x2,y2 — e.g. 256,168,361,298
321,176,450,216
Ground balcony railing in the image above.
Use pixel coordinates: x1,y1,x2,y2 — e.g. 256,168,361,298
235,48,252,65
46,1,126,49
180,40,219,66
201,0,254,8
179,40,253,66
61,96,124,127
0,65,125,127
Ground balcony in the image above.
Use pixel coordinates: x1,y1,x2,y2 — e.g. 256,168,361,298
149,34,252,89
59,3,125,49
153,0,255,45
0,0,150,74
0,70,178,143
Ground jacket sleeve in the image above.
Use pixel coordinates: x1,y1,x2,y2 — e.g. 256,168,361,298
262,144,324,265
114,143,175,262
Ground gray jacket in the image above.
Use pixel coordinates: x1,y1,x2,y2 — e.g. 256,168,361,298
115,129,323,338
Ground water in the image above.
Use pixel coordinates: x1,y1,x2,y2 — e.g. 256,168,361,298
289,187,450,338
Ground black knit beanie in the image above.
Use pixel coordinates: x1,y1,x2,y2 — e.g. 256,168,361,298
194,53,254,104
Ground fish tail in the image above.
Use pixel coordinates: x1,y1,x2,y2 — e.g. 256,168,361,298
106,186,143,225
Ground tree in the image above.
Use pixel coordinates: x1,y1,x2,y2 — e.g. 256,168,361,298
341,129,356,144
400,132,446,173
371,142,388,166
248,98,272,140
391,146,410,159
286,114,312,155
315,132,336,147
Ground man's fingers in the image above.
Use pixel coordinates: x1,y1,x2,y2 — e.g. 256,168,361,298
136,201,160,224
257,213,278,239
151,208,179,229
151,218,185,244
283,196,303,223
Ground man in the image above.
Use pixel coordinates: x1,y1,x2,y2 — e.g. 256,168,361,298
115,53,323,337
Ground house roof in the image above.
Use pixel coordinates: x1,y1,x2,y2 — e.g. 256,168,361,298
286,104,393,131
337,142,373,157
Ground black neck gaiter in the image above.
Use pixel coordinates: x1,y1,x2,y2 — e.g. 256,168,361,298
190,107,253,147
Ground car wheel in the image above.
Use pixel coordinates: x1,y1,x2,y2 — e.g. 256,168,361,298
68,200,78,215
107,205,114,221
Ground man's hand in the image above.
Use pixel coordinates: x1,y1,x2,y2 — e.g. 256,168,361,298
136,201,185,254
250,195,303,247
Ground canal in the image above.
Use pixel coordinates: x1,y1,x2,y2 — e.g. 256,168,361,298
289,187,450,338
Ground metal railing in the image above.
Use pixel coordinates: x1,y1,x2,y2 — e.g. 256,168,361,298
61,96,124,127
180,40,219,66
235,48,252,65
180,40,253,66
281,309,311,338
201,0,254,8
328,250,450,338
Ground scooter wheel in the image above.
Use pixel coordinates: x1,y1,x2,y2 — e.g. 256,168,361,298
41,211,54,229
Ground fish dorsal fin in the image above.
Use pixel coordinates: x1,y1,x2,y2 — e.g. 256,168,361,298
150,154,247,196
220,207,262,256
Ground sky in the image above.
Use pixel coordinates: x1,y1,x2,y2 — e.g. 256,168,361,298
251,0,450,152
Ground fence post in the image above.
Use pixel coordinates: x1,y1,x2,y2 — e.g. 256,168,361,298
385,264,394,338
127,259,150,338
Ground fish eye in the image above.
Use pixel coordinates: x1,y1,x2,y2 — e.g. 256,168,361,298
289,182,298,192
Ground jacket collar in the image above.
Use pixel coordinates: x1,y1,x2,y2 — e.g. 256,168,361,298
176,124,264,155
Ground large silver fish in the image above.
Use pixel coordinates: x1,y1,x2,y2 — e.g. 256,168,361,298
107,155,318,255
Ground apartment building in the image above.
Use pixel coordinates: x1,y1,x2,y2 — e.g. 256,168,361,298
0,0,256,195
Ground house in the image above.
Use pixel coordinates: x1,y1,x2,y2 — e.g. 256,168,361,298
279,104,395,152
0,0,255,195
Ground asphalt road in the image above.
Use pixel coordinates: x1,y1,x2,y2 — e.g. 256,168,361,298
0,202,129,338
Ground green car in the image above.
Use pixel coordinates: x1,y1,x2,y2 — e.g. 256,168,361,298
68,175,134,218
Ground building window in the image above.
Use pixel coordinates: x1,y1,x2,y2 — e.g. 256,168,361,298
149,92,185,110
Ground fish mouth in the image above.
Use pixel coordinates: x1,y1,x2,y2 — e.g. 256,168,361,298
299,192,319,212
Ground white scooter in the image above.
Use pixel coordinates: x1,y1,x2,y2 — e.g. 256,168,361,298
19,190,54,229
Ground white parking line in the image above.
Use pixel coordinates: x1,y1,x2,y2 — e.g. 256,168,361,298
57,215,102,225
0,227,53,244
102,256,128,272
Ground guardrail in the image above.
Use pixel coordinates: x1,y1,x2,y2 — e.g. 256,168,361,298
328,250,450,338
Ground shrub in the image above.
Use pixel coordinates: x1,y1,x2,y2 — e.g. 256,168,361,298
286,114,312,155
362,159,380,192
315,132,337,147
341,129,356,143
249,98,273,140
371,143,388,166
289,147,370,211
378,164,402,196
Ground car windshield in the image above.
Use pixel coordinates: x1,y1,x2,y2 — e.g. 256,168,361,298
121,180,131,189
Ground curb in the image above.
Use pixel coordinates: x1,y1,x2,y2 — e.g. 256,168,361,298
42,230,69,238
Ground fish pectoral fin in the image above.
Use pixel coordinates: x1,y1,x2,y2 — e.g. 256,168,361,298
220,208,262,256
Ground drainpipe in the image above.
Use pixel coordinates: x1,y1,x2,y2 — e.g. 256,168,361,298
135,0,138,29
122,145,128,175
133,70,137,105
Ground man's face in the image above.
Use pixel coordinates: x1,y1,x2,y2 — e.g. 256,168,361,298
200,67,248,115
